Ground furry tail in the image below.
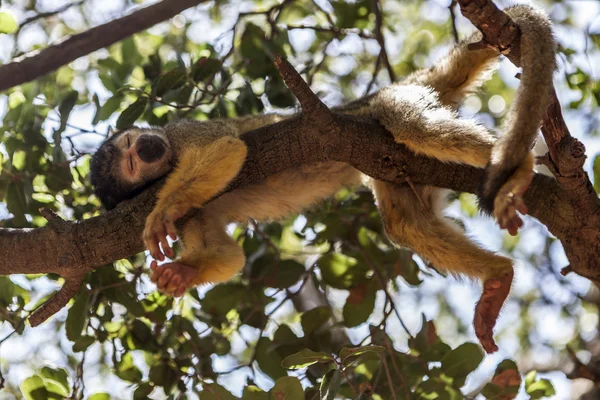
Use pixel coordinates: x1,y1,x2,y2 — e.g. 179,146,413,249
478,5,556,213
404,32,499,108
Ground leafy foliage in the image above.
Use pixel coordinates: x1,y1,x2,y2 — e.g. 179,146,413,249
0,0,596,399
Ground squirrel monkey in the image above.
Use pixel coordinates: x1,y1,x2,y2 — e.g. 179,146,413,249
90,5,555,354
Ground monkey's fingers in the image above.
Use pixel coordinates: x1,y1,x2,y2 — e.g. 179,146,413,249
158,234,174,259
145,234,164,261
164,216,178,241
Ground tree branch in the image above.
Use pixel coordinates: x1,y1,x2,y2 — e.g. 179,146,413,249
0,0,208,93
2,0,599,326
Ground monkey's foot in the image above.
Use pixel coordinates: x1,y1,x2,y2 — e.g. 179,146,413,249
474,270,513,354
493,169,533,236
150,261,197,297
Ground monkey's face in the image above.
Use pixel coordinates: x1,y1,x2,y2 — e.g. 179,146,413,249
116,128,172,184
90,127,174,209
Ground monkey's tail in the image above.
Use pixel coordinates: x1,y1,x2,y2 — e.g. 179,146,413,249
404,32,499,108
478,4,556,213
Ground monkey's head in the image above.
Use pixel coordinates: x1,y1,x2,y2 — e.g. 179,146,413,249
90,126,173,209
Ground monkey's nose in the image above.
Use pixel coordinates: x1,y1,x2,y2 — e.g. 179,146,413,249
137,135,166,163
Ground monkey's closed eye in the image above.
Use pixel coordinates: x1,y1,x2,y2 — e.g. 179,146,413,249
126,134,131,148
129,155,134,172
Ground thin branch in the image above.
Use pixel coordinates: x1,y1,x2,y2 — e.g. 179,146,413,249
284,24,375,39
0,0,209,93
371,0,396,82
448,1,460,43
16,0,86,34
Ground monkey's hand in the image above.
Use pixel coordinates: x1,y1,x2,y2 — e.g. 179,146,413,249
143,202,188,261
150,260,197,297
474,270,513,353
492,163,533,236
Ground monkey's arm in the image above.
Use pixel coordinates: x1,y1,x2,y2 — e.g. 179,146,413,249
143,136,247,260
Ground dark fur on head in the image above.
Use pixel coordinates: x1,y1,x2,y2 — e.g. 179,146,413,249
90,128,152,210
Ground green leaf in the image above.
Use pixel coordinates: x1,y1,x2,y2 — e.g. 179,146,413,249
320,368,342,400
265,75,295,108
40,367,69,397
58,90,78,124
116,97,148,129
0,12,17,34
270,377,304,400
343,280,377,327
73,335,95,352
200,383,238,400
340,345,385,363
95,95,122,124
251,258,305,289
525,372,555,399
242,386,268,400
440,342,484,386
192,57,222,82
115,353,142,383
0,276,15,306
133,382,154,400
593,155,600,194
240,24,277,79
301,306,332,335
481,359,521,400
281,348,334,369
66,291,89,341
255,337,287,380
6,180,27,225
20,375,49,400
89,394,111,400
201,283,245,315
319,253,367,289
155,69,187,97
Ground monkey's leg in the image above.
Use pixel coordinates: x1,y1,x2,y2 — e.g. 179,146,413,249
373,181,513,353
150,212,245,296
371,85,495,167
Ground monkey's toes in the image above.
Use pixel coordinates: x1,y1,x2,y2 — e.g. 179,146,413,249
473,271,514,354
474,300,499,353
150,262,197,297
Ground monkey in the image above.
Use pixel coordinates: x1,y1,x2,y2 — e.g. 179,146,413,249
89,5,555,354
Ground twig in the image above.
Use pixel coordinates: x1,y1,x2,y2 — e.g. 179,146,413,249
566,346,600,383
16,0,86,34
448,1,460,43
371,0,396,82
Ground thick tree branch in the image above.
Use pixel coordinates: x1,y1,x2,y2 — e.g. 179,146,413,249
0,0,208,93
2,0,599,325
